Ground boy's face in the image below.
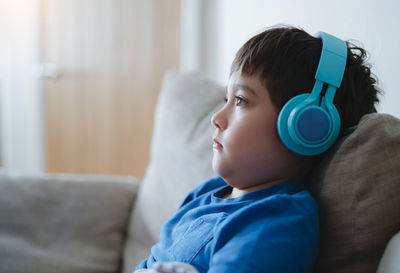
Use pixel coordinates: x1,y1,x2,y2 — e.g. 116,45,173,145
211,71,303,190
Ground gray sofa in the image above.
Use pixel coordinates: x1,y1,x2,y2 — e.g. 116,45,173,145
0,71,399,273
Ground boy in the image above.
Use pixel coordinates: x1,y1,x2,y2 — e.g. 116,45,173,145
134,26,380,273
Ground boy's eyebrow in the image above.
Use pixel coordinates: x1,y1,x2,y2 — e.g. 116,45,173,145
233,84,258,96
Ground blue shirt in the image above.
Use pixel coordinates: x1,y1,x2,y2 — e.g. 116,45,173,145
136,176,319,273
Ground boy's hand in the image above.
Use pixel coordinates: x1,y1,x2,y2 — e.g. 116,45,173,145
153,262,199,273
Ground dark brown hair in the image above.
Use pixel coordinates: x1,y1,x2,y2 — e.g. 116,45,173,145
231,26,381,136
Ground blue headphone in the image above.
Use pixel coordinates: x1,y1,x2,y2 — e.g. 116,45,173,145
277,32,347,156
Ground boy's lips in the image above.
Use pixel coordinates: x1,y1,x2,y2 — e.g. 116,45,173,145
213,138,223,150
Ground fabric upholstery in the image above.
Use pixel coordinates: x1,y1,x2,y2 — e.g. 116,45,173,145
122,71,225,273
0,173,138,273
310,113,400,273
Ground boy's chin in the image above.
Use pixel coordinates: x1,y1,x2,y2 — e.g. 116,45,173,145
212,161,232,181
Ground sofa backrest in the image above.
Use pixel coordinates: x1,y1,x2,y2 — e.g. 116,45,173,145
0,173,138,273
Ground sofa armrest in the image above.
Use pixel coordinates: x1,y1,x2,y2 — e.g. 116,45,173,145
0,172,140,273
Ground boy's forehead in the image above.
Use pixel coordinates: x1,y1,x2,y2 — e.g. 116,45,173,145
227,83,257,96
227,72,264,95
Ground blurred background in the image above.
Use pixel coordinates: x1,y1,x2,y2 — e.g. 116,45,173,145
0,0,399,177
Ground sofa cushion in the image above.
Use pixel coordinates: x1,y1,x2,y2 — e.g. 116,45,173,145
122,71,225,273
0,173,138,273
310,113,400,273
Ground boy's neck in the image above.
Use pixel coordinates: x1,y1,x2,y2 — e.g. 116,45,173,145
222,179,287,199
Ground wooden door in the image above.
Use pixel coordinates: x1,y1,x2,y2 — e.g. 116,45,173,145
41,0,180,177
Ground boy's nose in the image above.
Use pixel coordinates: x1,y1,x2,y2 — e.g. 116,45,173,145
211,108,227,130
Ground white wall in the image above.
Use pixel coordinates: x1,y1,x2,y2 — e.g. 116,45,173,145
183,0,400,118
0,0,45,172
180,0,223,79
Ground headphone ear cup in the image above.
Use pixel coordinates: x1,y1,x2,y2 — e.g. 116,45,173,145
277,94,310,154
277,94,340,156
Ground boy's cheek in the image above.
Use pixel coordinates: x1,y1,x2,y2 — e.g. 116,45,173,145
212,154,228,176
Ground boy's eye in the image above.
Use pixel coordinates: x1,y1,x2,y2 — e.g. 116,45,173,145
234,96,247,106
223,96,248,106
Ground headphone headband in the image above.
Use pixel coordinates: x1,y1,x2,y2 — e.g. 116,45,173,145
314,32,347,88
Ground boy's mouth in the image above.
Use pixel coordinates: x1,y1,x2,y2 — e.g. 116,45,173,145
213,138,223,150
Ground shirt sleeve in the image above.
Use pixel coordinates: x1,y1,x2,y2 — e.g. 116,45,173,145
208,193,319,273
